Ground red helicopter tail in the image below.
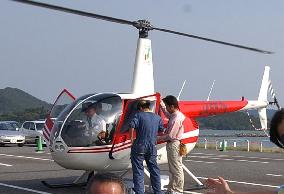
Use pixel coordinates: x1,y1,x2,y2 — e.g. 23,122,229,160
179,66,270,129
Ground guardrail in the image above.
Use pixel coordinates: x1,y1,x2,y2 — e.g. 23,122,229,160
198,138,250,152
197,138,282,153
259,139,272,152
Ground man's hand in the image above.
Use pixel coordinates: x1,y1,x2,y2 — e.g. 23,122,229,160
206,177,233,194
98,131,106,139
206,177,277,194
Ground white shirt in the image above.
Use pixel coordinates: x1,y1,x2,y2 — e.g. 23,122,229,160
84,114,106,137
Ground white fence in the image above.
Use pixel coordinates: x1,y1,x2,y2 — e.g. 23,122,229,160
197,138,279,152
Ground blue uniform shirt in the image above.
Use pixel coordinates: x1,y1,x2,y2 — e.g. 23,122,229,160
129,111,164,151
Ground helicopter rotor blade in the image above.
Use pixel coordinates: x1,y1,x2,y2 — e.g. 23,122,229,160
11,0,136,26
153,27,273,54
11,0,273,54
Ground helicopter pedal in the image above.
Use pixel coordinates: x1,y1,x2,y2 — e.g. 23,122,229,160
41,171,93,188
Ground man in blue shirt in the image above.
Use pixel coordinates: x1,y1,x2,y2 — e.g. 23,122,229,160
129,100,165,194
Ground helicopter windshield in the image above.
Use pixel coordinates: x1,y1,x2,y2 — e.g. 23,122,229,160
51,93,122,147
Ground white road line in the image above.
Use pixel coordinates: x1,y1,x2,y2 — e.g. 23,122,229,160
145,186,203,194
193,153,215,156
189,155,269,164
185,159,216,164
0,163,12,167
0,153,53,161
0,182,52,194
266,174,283,177
192,152,284,161
183,191,203,194
197,176,278,188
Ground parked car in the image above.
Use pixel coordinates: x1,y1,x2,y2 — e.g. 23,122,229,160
4,121,21,130
0,121,25,147
20,120,46,144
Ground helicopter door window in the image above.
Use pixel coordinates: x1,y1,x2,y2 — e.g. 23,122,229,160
60,94,122,147
22,122,30,130
29,123,36,131
119,100,156,133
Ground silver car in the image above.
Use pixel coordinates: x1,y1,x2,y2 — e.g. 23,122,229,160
0,122,25,147
20,120,45,144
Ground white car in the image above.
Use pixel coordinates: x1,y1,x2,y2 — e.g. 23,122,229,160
0,121,25,147
20,120,46,144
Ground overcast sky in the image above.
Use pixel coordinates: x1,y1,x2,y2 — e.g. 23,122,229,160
0,0,283,104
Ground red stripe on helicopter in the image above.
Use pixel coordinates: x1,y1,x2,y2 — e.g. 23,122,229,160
179,100,248,118
67,136,198,153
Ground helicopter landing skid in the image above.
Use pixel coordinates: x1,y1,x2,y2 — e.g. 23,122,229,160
182,164,208,190
41,171,93,189
185,184,207,191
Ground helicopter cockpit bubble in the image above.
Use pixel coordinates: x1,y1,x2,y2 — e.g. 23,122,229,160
50,93,122,148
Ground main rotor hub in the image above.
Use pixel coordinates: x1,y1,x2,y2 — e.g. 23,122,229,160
133,20,153,38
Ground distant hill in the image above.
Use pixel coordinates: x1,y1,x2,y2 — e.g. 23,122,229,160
0,87,50,115
197,111,261,130
197,109,277,130
247,109,277,120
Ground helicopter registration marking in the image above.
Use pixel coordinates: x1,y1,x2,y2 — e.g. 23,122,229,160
201,102,228,116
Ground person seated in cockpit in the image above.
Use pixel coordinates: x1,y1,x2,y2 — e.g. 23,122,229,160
82,102,107,145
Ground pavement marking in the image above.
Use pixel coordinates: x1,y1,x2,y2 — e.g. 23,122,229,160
147,185,202,194
0,182,52,194
185,159,216,164
266,174,283,177
183,191,203,194
0,153,53,161
193,153,215,156
192,152,284,161
189,155,269,164
0,162,12,167
197,176,278,188
152,186,203,194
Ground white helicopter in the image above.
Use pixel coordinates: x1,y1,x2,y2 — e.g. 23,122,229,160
12,0,279,189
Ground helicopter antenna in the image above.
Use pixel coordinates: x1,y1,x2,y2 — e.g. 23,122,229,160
207,80,216,101
11,0,273,54
177,80,187,101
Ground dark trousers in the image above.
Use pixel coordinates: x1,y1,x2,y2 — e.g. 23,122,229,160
131,145,162,194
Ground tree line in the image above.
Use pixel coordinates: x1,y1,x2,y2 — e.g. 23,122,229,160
0,107,49,124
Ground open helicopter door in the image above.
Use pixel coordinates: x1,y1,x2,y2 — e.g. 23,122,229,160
44,89,76,146
109,93,161,160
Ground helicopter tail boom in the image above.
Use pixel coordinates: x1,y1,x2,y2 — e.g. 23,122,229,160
179,66,271,129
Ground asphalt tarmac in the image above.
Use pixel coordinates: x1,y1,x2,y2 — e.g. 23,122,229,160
0,146,283,194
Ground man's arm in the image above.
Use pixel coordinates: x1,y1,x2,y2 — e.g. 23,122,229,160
130,128,135,143
129,114,139,143
206,177,277,194
97,119,107,139
233,192,276,194
101,119,106,132
158,122,178,142
160,100,171,118
158,118,166,133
